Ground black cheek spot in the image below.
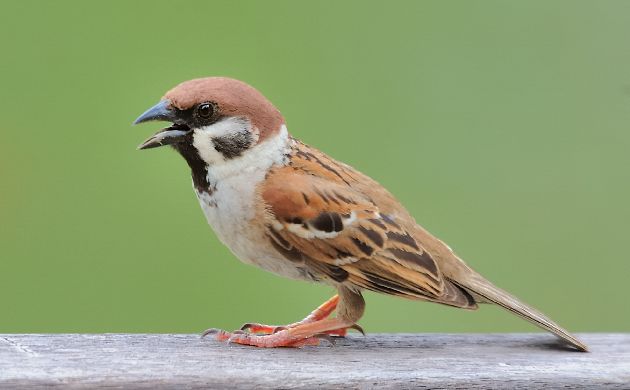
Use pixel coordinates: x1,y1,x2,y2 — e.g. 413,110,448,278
212,131,253,159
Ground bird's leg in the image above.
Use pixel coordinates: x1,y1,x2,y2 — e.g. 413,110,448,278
238,295,359,337
239,294,338,334
204,287,365,348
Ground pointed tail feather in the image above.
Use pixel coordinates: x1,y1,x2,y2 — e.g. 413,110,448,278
454,273,588,352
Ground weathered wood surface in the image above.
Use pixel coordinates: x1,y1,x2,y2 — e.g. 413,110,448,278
0,333,628,389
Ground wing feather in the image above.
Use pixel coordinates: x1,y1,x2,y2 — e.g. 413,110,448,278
261,163,475,309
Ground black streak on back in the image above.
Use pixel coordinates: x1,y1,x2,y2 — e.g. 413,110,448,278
351,237,374,256
311,212,343,233
388,248,438,275
323,264,349,282
386,231,420,250
363,271,426,297
381,214,400,229
269,234,304,263
359,226,384,247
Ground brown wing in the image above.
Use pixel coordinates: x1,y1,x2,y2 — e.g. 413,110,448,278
261,165,476,309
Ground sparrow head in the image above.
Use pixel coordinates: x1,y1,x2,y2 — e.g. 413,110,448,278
133,77,284,163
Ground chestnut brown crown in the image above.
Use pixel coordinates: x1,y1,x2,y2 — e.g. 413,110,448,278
164,77,284,140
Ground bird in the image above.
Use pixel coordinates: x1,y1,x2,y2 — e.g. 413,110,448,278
133,77,587,351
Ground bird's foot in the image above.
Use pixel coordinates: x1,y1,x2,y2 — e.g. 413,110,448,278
239,322,363,337
202,328,333,347
203,318,353,348
237,294,363,337
201,295,363,348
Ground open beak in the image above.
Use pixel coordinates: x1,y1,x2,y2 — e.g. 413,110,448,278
133,100,190,150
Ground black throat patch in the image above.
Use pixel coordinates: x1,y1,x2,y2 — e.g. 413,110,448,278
171,133,212,193
212,131,254,159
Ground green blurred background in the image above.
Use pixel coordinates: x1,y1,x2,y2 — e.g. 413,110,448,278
1,1,628,334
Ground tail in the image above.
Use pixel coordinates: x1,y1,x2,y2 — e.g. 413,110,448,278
454,272,588,352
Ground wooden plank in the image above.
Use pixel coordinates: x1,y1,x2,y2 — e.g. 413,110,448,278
1,334,628,389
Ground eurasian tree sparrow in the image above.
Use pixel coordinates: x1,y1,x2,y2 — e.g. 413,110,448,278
133,77,587,351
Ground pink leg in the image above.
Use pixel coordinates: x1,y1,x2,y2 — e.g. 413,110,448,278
202,295,364,347
209,318,354,348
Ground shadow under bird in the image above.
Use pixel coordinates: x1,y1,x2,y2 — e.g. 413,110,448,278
133,77,587,351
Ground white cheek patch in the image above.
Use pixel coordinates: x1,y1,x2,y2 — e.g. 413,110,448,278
192,117,256,165
203,125,289,183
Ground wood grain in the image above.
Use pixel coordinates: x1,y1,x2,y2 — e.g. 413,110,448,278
1,334,628,389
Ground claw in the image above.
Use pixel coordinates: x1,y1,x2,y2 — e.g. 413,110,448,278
313,333,336,346
239,322,282,334
349,324,366,336
201,328,220,338
240,323,266,332
226,333,241,345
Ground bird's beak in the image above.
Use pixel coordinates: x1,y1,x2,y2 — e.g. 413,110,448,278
133,100,190,150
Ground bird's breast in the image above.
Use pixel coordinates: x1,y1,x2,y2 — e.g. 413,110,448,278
191,124,307,280
194,172,308,281
195,172,262,257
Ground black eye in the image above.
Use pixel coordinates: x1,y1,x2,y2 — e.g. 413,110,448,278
197,102,214,119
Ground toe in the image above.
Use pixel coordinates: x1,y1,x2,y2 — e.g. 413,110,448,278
240,323,284,334
201,328,240,342
226,329,316,348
